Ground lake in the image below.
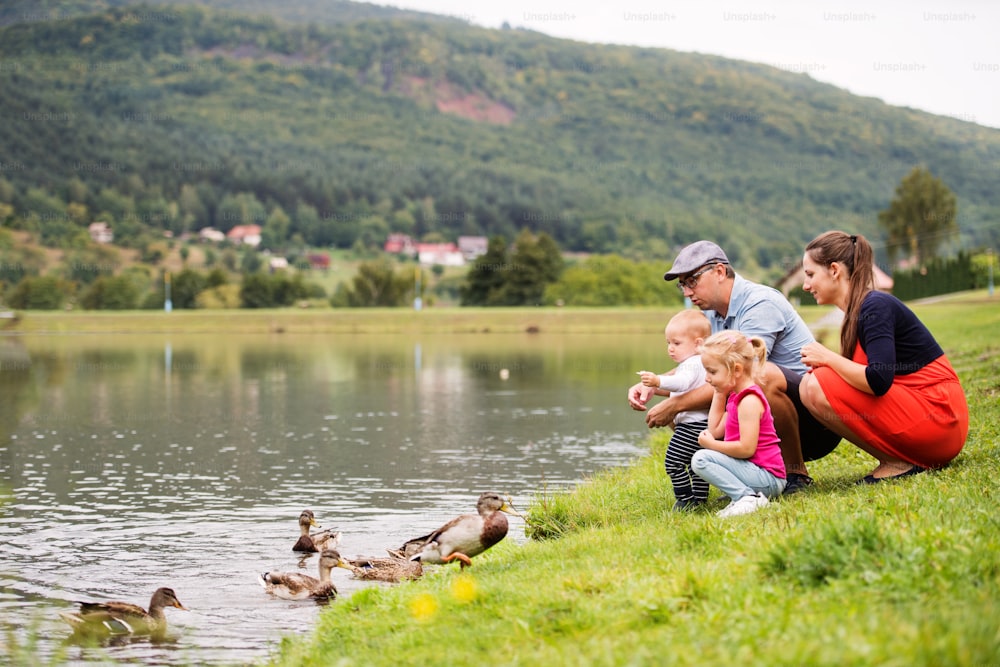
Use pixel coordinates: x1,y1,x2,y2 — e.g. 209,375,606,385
0,331,661,665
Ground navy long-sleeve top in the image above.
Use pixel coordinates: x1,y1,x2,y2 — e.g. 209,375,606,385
857,291,944,396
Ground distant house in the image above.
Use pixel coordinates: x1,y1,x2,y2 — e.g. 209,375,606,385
385,233,467,265
384,233,415,254
458,235,488,260
416,242,464,266
199,227,226,243
307,253,330,270
227,224,262,247
268,257,288,272
777,260,894,296
88,222,113,244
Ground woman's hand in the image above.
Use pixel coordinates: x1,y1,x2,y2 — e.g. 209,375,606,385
800,341,837,370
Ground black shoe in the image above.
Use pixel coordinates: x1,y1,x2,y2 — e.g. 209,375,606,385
783,472,814,495
672,498,707,511
859,465,926,485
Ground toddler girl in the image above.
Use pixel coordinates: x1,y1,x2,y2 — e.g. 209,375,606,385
693,331,787,517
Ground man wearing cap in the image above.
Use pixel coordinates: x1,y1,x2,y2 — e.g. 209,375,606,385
627,240,841,494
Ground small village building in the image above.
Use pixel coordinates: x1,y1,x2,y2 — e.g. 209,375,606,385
458,235,488,260
199,227,226,243
88,222,113,244
384,233,415,254
307,253,330,270
416,242,465,266
226,224,262,247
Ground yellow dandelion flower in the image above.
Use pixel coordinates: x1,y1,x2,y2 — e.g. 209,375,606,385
410,593,438,622
450,573,477,603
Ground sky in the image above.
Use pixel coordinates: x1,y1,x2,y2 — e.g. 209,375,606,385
381,0,1000,129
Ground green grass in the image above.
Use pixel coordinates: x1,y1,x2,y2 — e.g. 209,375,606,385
266,293,1000,667
4,305,715,335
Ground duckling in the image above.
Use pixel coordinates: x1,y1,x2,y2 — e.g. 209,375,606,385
259,549,354,601
59,587,188,639
292,509,341,553
392,492,522,568
347,555,423,583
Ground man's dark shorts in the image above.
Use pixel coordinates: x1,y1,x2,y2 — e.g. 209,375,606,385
779,365,842,461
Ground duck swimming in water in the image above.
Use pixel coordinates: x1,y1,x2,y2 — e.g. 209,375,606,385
259,549,354,601
292,509,341,553
59,587,188,639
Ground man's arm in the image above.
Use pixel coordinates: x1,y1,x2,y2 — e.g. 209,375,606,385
645,383,714,428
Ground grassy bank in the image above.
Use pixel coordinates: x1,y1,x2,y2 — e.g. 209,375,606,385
4,306,828,335
267,293,1000,666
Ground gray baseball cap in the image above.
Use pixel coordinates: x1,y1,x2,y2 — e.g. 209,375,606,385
663,241,730,281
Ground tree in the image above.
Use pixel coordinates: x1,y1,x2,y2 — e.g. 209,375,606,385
271,272,315,306
878,166,958,266
0,243,46,286
64,244,122,284
240,248,263,274
7,276,70,310
460,236,509,306
339,259,409,307
261,206,292,252
240,272,274,308
171,268,208,309
544,254,684,306
80,274,141,309
459,231,564,306
504,229,564,306
196,283,241,308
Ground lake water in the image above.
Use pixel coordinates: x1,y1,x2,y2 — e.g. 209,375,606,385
0,332,658,665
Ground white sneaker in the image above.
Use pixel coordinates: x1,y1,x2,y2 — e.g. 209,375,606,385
717,493,769,518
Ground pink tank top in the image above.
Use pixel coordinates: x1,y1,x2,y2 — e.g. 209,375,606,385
725,384,786,479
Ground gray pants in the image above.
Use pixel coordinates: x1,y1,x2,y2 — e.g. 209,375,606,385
691,448,787,502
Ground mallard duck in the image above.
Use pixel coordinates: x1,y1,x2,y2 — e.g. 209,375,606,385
259,549,354,601
391,492,522,568
347,555,423,583
59,587,188,639
292,509,341,553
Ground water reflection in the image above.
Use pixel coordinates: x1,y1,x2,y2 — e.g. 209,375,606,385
0,332,655,665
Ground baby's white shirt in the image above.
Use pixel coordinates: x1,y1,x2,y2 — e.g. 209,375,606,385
656,354,710,425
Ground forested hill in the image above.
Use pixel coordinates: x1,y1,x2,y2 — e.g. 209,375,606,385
0,0,456,28
1,1,998,273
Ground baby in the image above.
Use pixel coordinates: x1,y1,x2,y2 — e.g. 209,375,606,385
637,309,712,510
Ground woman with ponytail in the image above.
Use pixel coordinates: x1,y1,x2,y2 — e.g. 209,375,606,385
799,231,968,482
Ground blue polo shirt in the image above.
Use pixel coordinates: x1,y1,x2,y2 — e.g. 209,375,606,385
704,274,814,376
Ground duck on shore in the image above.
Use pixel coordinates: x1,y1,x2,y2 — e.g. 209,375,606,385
347,555,423,583
391,492,522,568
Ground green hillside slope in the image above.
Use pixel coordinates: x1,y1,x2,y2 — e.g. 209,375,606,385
1,2,997,271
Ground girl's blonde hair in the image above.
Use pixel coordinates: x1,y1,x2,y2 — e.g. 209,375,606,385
699,331,768,383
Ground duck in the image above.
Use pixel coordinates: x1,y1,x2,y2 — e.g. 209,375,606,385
292,509,341,553
391,492,522,568
59,587,188,639
259,549,354,601
347,555,423,583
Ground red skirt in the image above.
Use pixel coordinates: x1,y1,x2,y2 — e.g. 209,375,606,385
812,347,968,469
